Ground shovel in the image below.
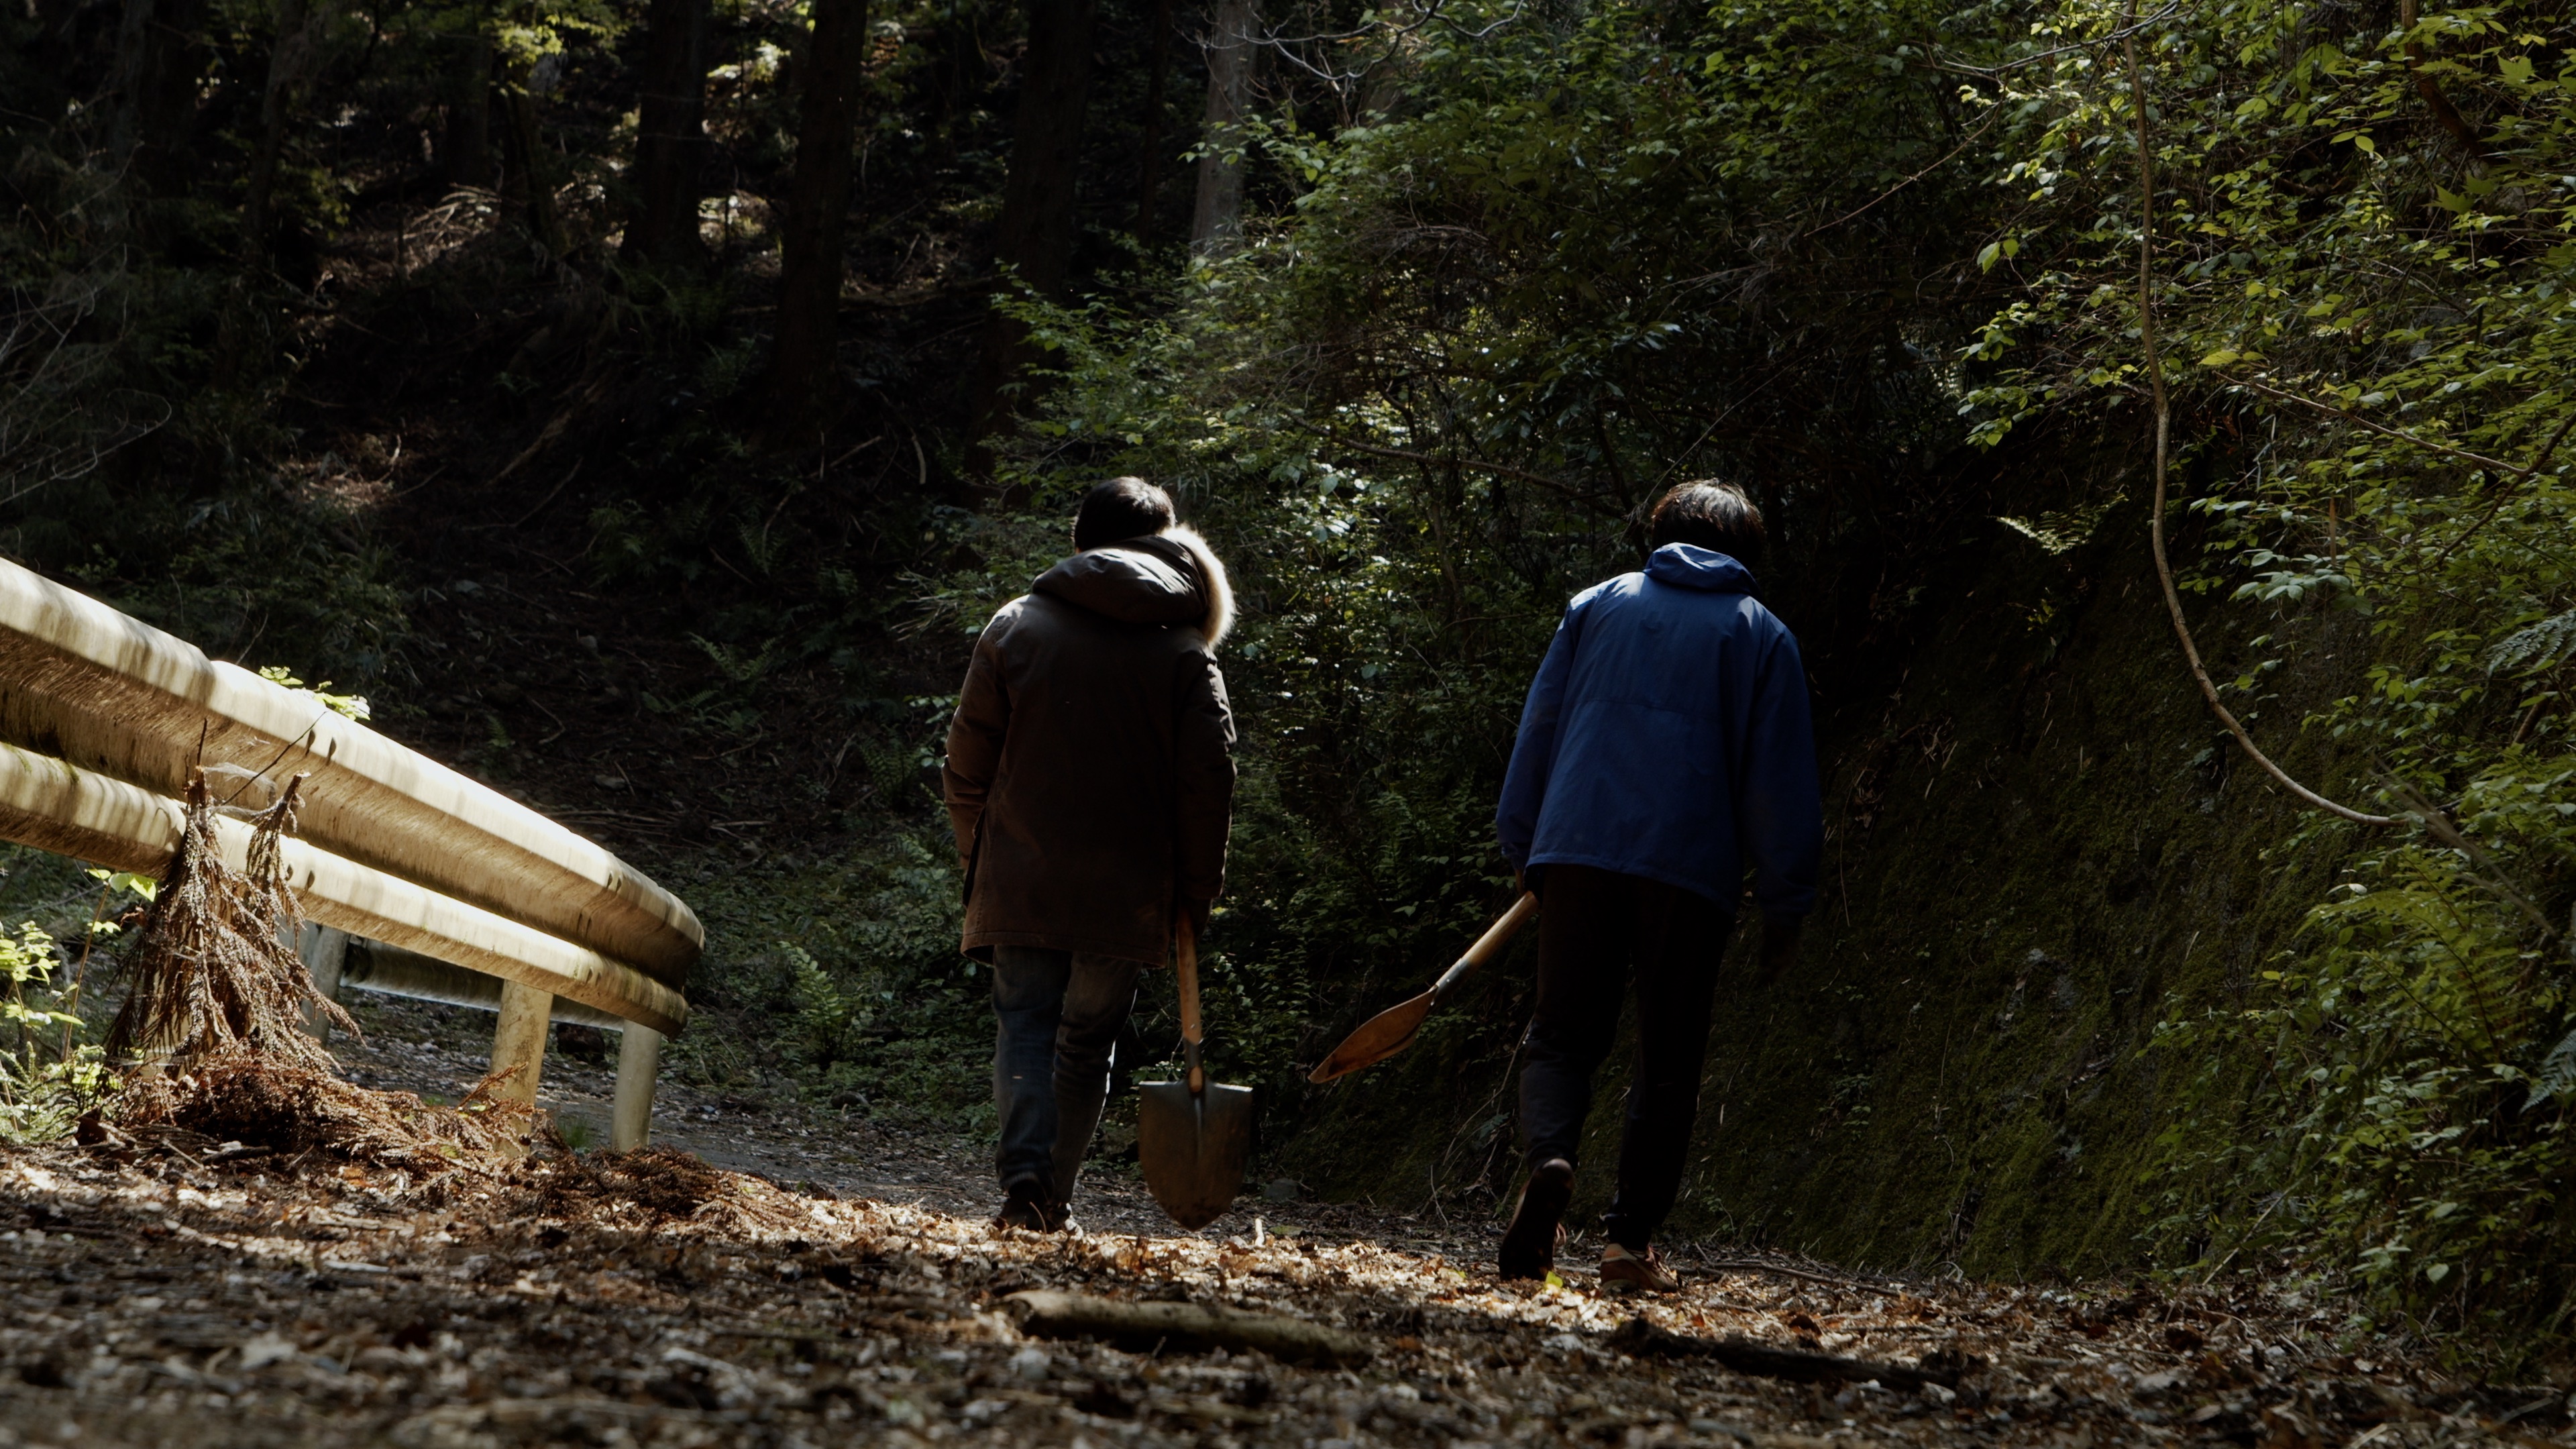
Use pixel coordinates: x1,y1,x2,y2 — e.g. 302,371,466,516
1307,892,1538,1083
1138,916,1254,1230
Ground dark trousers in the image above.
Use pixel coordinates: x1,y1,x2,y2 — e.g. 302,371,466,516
991,947,1143,1205
1519,863,1733,1251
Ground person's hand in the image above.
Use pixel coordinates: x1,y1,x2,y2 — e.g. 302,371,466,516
1755,914,1803,987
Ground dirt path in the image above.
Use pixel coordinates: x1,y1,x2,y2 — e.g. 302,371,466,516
0,1012,2561,1448
325,991,1464,1247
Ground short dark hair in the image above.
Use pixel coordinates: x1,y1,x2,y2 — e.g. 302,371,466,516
1073,477,1175,551
1648,481,1765,565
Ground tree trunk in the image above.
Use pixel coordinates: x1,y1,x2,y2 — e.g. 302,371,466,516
246,0,319,253
111,0,212,198
624,0,712,268
914,1,998,179
765,0,874,439
504,64,569,257
1187,0,1256,252
964,0,1102,468
1131,0,1174,243
444,23,494,189
31,0,95,116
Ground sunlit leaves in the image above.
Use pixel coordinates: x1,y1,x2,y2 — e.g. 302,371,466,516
1975,0,2576,1339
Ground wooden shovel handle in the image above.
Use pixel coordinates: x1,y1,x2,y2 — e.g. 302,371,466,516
1428,892,1538,1001
1175,914,1204,1094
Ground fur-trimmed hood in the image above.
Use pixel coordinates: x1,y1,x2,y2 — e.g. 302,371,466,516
1157,524,1233,649
1031,526,1234,650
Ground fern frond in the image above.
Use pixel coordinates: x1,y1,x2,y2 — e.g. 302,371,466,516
2485,610,2576,674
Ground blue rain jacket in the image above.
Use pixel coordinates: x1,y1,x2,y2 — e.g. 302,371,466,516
1496,544,1821,916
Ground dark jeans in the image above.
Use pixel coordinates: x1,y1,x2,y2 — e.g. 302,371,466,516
991,946,1143,1205
1519,863,1734,1251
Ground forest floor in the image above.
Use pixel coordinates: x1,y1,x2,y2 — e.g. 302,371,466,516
2,1034,2567,1449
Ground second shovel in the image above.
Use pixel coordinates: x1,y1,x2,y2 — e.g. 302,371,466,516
1137,915,1254,1230
1308,892,1538,1083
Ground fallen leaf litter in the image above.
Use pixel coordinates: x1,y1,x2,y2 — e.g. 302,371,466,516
1,1127,2564,1448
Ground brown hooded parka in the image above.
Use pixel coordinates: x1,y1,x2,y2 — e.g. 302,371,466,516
941,528,1236,965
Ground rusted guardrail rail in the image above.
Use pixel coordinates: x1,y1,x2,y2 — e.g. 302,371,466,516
0,557,700,1148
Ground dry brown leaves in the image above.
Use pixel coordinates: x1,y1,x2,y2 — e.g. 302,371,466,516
2,1138,2567,1449
509,1145,821,1234
104,1052,538,1169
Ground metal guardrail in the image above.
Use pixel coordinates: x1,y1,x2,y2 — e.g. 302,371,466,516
0,745,691,1034
0,559,700,1150
336,939,629,1030
0,556,703,987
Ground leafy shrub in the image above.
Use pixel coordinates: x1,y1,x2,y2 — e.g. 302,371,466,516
0,910,120,1144
1962,0,2576,1347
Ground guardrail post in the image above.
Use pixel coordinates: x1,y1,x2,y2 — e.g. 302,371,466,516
297,924,349,1041
613,1024,660,1152
490,978,552,1154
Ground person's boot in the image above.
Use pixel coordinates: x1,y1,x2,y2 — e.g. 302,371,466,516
1599,1242,1681,1293
1049,1083,1110,1219
1497,1158,1574,1279
993,1178,1064,1232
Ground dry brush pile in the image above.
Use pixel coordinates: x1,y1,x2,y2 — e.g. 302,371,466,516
86,769,540,1171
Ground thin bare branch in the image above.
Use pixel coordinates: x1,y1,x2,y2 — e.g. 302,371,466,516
1931,1,2184,78
1803,103,2008,239
2219,373,2528,477
2123,3,2400,828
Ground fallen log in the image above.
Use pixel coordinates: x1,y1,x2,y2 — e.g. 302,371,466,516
1002,1290,1373,1367
1606,1318,1969,1391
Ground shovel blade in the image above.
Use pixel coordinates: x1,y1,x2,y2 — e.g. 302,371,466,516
1307,991,1435,1083
1136,1079,1254,1230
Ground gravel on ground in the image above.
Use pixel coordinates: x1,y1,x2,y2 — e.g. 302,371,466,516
1,1106,2561,1449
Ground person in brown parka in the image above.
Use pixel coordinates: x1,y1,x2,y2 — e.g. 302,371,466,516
941,477,1236,1229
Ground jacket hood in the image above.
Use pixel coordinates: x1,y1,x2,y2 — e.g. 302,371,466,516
1032,525,1234,648
1643,543,1756,593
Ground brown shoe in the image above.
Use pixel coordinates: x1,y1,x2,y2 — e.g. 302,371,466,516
1599,1242,1680,1293
1498,1159,1574,1279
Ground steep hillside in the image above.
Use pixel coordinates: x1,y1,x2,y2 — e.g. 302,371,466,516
1283,463,2369,1283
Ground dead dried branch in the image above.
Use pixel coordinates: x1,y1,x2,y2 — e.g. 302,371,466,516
103,771,354,1074
1606,1317,1969,1390
1005,1289,1377,1366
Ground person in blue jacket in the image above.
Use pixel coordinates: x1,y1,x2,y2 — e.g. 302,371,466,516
1493,480,1821,1291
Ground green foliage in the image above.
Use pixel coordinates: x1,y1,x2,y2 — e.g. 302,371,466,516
786,942,885,1071
1948,0,2576,1346
256,665,374,722
0,920,109,1145
973,0,2576,1347
2487,611,2576,676
0,117,409,690
970,0,2028,1157
665,824,993,1129
16,0,2576,1354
